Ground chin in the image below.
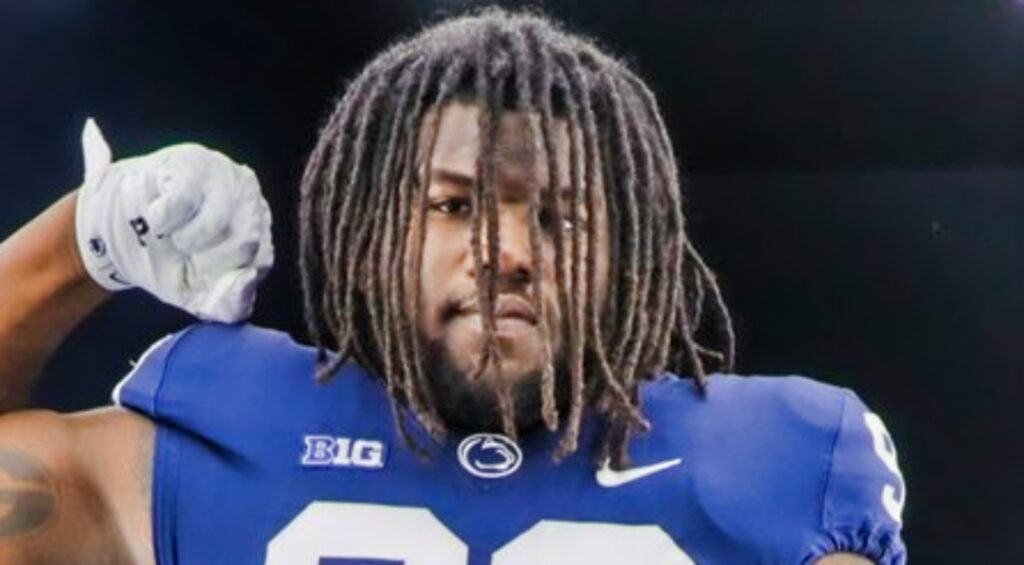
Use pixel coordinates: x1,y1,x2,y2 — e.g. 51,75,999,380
442,316,553,386
422,325,570,434
471,356,545,387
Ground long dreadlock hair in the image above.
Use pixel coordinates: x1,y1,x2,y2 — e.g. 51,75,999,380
298,7,735,469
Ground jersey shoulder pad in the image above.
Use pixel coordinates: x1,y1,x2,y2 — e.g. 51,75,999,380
642,374,907,563
110,323,384,439
111,322,317,419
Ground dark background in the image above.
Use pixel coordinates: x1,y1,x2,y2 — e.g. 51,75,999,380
2,0,1022,561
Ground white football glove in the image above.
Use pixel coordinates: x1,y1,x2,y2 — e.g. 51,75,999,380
75,119,274,323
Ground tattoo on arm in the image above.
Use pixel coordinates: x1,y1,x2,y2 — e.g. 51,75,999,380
0,449,56,539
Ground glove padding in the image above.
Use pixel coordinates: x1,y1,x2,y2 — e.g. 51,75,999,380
75,119,274,323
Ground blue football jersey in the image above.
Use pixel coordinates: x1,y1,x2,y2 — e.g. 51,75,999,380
113,323,907,564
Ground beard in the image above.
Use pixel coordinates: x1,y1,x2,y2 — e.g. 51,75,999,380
421,336,571,435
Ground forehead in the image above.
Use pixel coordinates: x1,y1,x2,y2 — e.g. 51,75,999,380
424,101,573,192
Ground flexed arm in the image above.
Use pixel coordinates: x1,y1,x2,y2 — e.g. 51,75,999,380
0,120,274,413
0,120,274,563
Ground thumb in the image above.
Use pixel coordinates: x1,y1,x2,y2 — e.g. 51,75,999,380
81,118,112,183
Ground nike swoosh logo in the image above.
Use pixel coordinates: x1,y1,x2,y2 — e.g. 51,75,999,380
595,458,682,488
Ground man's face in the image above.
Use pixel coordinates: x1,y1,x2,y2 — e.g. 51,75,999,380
408,101,609,427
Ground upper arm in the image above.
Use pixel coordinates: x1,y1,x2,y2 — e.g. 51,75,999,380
0,408,153,564
811,390,907,564
816,553,876,565
747,378,905,564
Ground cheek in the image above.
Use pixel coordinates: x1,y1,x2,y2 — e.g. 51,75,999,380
415,266,441,338
439,316,485,373
410,221,465,339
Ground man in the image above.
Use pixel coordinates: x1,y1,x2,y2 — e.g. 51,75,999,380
0,9,905,564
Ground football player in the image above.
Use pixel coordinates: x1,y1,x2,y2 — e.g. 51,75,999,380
0,9,906,564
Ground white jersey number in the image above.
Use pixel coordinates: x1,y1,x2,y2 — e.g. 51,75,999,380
267,501,695,564
864,412,906,523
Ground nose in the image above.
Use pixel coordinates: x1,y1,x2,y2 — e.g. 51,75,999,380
474,208,534,287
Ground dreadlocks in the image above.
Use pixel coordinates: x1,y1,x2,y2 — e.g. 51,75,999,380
298,7,735,469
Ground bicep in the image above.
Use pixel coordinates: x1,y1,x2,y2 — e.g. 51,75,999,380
0,437,59,562
816,553,876,565
0,408,151,563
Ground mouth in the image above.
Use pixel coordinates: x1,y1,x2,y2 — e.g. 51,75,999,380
450,295,539,326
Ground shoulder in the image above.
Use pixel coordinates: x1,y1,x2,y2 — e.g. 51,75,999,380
639,374,907,564
640,374,854,489
131,321,303,366
642,373,852,440
110,322,388,444
645,371,848,403
111,322,318,412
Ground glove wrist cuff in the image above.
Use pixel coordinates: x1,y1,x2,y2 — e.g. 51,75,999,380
75,175,133,292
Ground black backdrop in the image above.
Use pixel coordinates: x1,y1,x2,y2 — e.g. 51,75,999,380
2,1,1022,562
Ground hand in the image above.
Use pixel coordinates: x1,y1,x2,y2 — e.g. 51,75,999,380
74,119,274,323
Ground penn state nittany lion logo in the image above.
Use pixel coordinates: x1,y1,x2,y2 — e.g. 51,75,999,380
457,433,523,479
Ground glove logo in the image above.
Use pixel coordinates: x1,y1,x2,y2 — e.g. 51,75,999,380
108,271,130,287
129,217,149,247
88,237,106,258
457,433,522,479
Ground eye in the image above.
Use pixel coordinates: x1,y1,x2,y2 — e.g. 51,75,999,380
429,197,471,217
539,207,585,234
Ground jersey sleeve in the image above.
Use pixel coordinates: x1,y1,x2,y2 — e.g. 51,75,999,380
804,389,908,564
110,321,320,434
111,325,201,416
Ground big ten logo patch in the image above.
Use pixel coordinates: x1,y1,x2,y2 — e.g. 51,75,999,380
301,436,387,470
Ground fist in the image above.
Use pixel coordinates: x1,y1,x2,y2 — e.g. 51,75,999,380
75,119,274,323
